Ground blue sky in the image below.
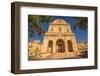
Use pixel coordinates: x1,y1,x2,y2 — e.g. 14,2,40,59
29,15,88,43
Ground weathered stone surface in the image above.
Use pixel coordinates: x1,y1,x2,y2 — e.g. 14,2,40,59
28,19,88,60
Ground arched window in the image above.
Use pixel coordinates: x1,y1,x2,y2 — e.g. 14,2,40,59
59,26,62,32
48,40,53,52
56,39,65,52
67,28,69,32
50,27,53,32
67,40,73,52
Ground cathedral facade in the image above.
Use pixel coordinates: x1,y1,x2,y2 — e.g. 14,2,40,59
42,19,78,53
28,19,87,60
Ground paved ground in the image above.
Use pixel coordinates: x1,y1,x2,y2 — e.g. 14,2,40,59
28,51,87,60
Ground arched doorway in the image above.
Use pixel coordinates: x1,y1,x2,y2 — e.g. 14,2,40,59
48,40,53,53
56,39,65,52
67,40,73,52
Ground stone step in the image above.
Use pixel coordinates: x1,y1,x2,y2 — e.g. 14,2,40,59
46,52,79,59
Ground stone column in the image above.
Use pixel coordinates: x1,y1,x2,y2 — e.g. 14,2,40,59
53,39,56,53
42,37,48,53
71,36,78,56
72,36,78,52
65,39,68,53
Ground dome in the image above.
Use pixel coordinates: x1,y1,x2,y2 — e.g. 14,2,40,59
48,19,72,33
50,19,68,25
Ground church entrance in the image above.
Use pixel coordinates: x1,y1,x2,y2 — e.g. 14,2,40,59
48,40,53,53
67,40,73,52
56,39,65,52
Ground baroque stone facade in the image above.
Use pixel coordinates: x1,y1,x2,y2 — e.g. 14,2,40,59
28,19,88,60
